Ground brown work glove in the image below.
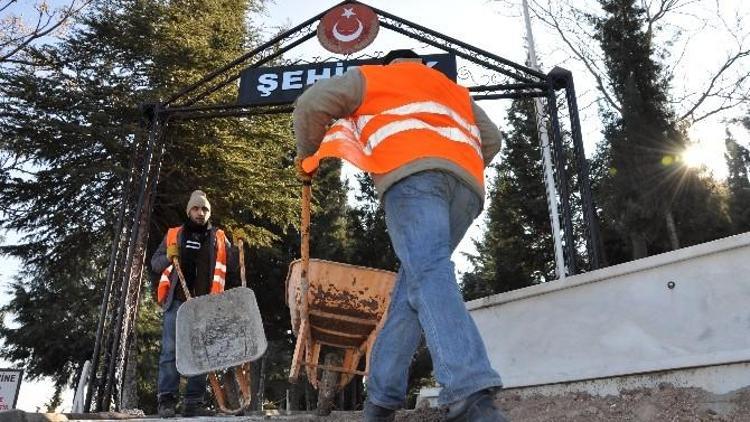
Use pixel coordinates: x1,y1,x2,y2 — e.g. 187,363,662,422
166,244,180,262
294,156,316,183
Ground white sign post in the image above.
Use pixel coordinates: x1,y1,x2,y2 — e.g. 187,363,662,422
0,369,23,410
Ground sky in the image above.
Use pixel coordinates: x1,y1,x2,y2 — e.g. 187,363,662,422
1,0,749,413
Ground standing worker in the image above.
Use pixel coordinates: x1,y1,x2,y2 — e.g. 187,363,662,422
293,49,507,422
151,190,240,418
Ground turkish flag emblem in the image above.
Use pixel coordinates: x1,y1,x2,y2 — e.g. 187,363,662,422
317,4,379,54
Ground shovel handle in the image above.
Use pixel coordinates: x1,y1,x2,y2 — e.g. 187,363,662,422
171,256,192,301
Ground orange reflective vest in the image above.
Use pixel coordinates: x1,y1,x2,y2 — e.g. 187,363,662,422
157,226,227,305
301,62,484,188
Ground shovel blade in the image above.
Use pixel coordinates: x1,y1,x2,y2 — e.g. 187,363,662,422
176,287,267,376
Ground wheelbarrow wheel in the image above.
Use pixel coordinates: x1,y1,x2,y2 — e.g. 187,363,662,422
316,352,342,416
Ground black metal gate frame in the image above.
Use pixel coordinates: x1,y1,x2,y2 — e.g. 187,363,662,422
86,0,602,412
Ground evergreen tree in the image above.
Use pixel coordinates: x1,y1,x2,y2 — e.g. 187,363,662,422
0,0,298,404
462,98,554,300
345,173,398,270
309,160,349,261
725,130,750,233
0,0,155,396
593,0,730,262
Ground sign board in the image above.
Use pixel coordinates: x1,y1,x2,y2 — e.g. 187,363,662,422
317,4,379,54
237,54,457,106
0,369,22,410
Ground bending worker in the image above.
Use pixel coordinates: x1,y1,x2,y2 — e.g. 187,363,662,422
293,49,507,422
151,190,240,418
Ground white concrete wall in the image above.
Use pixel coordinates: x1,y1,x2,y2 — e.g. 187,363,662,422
467,232,750,393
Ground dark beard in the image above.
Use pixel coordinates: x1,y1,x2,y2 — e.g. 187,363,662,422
185,218,209,233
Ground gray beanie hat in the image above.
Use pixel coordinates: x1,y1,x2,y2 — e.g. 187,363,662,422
186,190,211,218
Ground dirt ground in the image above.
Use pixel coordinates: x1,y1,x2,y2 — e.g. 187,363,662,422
327,384,750,422
57,385,750,421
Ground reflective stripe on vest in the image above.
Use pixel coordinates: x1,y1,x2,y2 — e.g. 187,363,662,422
212,230,227,293
301,63,484,187
157,265,173,306
156,226,227,305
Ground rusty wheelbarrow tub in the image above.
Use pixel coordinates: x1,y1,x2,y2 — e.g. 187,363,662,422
285,182,397,415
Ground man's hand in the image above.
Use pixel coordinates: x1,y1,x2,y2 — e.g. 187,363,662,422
294,156,315,182
167,244,180,262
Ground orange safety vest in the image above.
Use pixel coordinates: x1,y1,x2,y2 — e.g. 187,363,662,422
301,62,484,188
157,226,227,305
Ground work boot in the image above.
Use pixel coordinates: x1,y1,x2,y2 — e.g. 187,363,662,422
182,402,216,417
363,400,396,422
157,395,176,418
445,389,509,422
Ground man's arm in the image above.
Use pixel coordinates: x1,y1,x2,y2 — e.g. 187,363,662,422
471,100,503,167
293,69,364,158
151,236,170,274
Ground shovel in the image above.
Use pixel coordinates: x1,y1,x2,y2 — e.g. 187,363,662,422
174,239,267,377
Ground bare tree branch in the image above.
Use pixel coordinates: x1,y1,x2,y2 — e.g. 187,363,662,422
523,0,750,124
529,0,623,113
0,1,18,14
0,0,93,65
678,48,750,122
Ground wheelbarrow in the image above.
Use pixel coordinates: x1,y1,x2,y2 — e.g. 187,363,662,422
173,238,267,414
285,181,397,415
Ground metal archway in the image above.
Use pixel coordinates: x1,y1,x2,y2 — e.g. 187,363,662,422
85,0,602,411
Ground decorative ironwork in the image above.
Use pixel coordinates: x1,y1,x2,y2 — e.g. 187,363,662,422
372,5,544,84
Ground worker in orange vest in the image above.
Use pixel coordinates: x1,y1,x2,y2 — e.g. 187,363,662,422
293,49,507,422
151,190,240,418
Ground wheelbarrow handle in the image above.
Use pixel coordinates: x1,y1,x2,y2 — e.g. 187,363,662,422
300,182,312,323
237,238,247,288
301,182,311,278
171,256,193,301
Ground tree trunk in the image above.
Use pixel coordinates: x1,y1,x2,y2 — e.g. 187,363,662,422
630,231,648,259
665,208,680,250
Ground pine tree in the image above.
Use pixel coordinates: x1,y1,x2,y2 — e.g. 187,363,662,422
0,0,298,403
309,160,349,261
345,173,398,270
0,0,155,395
725,130,750,233
593,0,730,261
462,98,554,300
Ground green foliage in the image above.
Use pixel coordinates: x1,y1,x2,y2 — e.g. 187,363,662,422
725,129,750,233
592,0,731,261
345,173,398,270
309,160,349,261
462,98,554,300
0,233,104,383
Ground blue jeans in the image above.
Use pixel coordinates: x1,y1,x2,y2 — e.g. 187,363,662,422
158,299,207,404
367,171,503,408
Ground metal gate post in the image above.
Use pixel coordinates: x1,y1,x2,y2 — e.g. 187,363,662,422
84,158,132,412
545,81,577,274
101,103,163,410
549,67,603,270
